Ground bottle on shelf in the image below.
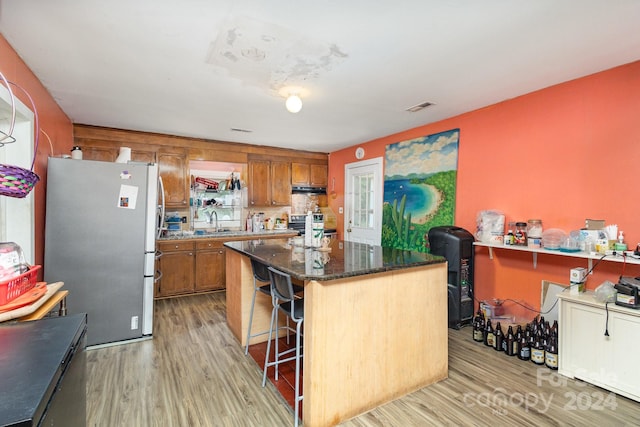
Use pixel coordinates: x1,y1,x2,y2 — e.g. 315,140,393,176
504,229,515,246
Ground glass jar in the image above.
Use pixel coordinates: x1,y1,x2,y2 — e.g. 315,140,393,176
514,222,527,246
70,146,83,160
527,219,543,238
527,219,543,248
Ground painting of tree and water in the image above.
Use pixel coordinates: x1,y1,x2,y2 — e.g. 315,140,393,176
382,129,459,252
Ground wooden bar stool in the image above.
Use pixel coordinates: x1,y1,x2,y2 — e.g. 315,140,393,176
262,266,304,427
245,258,302,355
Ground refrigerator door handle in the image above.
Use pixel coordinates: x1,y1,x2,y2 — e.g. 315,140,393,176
157,176,165,239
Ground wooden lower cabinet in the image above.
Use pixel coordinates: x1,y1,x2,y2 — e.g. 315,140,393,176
195,240,226,292
156,241,195,298
156,234,297,299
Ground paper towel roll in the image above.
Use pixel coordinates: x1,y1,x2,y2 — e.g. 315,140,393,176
304,212,313,247
115,147,132,163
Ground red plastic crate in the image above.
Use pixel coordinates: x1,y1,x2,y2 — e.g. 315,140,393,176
0,265,41,306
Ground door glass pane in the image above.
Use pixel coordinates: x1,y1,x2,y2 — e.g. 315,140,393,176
353,172,374,229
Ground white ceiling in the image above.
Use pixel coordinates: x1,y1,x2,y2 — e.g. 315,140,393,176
1,1,639,153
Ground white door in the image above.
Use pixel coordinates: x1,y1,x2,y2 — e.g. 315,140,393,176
344,157,383,245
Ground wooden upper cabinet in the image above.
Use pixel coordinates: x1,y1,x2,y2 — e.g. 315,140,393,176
131,150,156,163
248,158,291,206
82,146,118,162
291,162,328,187
81,145,155,163
310,164,328,187
291,162,309,186
158,151,188,208
248,159,270,206
271,160,291,205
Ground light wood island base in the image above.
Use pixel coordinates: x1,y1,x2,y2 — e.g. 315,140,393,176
226,249,448,427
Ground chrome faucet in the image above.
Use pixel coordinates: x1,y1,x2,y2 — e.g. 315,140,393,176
205,209,218,231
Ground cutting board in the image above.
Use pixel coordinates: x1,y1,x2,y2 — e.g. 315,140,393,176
0,282,47,313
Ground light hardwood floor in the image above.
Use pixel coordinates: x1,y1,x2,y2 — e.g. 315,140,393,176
87,292,640,426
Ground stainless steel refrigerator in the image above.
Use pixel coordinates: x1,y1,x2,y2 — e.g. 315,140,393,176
44,157,158,346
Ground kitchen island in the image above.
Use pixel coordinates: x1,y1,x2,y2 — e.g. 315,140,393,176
224,238,448,427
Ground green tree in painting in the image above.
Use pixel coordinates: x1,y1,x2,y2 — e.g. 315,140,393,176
382,170,457,252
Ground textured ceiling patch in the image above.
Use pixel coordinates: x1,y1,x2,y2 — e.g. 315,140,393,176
206,15,347,93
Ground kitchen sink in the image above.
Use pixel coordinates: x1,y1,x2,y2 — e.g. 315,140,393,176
195,229,233,235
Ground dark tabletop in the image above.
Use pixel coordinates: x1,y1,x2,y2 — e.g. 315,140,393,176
0,314,87,427
224,238,445,281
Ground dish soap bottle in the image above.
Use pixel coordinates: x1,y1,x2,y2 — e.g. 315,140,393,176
246,212,253,232
616,231,627,251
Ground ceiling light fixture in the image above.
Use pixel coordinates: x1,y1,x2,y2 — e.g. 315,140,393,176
285,94,302,113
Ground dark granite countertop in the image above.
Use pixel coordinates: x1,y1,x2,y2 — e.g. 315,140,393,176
224,238,446,281
158,229,298,241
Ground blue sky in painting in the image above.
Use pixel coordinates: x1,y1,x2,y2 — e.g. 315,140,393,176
385,129,459,178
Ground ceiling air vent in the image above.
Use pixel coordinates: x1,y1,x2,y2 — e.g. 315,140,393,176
405,101,435,113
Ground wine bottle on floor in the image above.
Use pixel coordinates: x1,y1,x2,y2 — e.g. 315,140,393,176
484,319,494,348
517,331,530,361
493,322,503,352
472,310,485,343
505,325,517,356
531,330,546,365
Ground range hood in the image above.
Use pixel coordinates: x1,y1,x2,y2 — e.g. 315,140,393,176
291,186,326,195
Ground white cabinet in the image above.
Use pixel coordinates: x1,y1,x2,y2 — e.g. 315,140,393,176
558,292,640,402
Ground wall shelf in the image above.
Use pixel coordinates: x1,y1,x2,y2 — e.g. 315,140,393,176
474,242,640,271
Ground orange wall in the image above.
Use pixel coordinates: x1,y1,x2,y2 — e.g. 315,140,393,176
1,35,74,270
329,60,640,314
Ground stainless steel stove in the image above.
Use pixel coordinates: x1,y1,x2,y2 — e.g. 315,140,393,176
289,214,337,238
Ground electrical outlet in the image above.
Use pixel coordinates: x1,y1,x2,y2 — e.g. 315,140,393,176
131,316,139,330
